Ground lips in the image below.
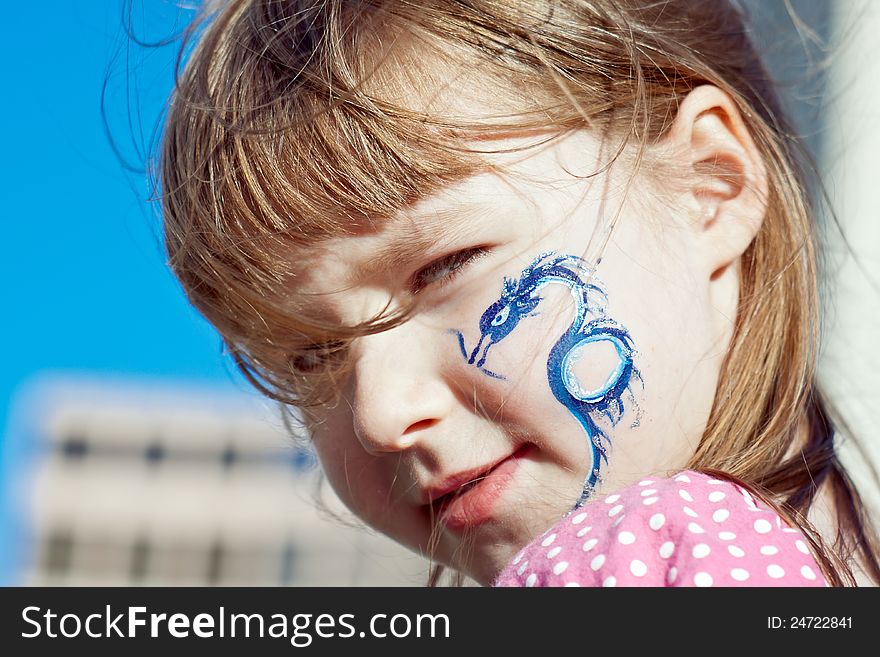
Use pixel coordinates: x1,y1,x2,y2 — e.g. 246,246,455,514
426,445,532,530
423,455,509,506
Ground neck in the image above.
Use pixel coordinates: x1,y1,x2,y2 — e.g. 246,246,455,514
785,414,876,586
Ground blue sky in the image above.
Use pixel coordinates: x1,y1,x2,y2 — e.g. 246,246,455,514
0,2,246,449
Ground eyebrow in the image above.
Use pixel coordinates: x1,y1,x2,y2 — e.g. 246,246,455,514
350,203,490,283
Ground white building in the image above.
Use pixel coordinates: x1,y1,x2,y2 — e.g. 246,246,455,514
4,375,428,586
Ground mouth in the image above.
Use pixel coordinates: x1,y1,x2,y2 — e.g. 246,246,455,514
428,445,533,531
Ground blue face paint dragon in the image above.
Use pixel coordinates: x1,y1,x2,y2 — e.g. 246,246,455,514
450,251,641,509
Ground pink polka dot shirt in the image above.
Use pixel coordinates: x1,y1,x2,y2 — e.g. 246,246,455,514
494,470,827,587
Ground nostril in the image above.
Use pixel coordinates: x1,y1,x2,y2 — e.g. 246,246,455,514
404,418,439,435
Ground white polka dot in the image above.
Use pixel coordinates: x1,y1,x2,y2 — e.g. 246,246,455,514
767,564,785,579
564,582,580,587
602,576,616,587
688,522,705,534
707,479,724,485
576,526,592,537
659,541,675,558
782,527,798,533
775,515,783,528
582,538,599,552
683,506,699,518
708,491,726,503
801,565,817,581
630,560,648,577
553,561,569,575
571,512,588,525
547,546,562,559
638,479,654,486
754,519,772,534
608,504,624,517
694,572,713,587
728,545,745,558
730,568,750,582
795,540,809,555
759,545,778,556
718,531,736,541
611,515,626,528
675,474,691,483
679,489,694,502
618,531,636,545
517,561,529,575
590,554,606,571
525,573,537,587
642,497,659,506
512,551,524,565
604,494,621,504
640,489,657,497
692,543,711,559
742,491,759,510
667,567,678,584
712,509,730,523
649,513,665,530
541,533,557,547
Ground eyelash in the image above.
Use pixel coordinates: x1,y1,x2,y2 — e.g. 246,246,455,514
290,249,488,375
289,341,347,375
410,247,490,294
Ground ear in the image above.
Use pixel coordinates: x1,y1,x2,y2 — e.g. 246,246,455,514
658,85,769,277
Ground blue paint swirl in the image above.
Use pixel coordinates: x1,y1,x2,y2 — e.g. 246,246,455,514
451,252,641,508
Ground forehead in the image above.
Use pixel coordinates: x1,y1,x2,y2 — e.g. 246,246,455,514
297,197,493,293
312,130,605,260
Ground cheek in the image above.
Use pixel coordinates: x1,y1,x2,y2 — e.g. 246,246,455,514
310,418,364,509
456,282,631,397
444,280,633,472
446,283,570,407
308,412,389,523
309,405,440,546
592,244,724,478
440,244,714,494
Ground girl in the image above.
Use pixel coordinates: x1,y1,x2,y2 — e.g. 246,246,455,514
158,0,880,586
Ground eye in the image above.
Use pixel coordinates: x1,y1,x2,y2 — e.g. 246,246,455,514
491,305,510,326
410,247,489,293
289,342,347,374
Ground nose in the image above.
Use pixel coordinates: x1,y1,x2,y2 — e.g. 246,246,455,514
349,322,453,455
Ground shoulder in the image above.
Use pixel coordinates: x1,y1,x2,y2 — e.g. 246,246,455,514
493,470,828,587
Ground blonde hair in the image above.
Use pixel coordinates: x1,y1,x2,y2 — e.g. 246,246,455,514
159,0,880,585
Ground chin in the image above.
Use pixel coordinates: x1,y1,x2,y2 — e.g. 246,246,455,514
441,544,513,587
436,516,557,586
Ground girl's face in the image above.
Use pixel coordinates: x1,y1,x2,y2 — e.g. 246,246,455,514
299,130,734,584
